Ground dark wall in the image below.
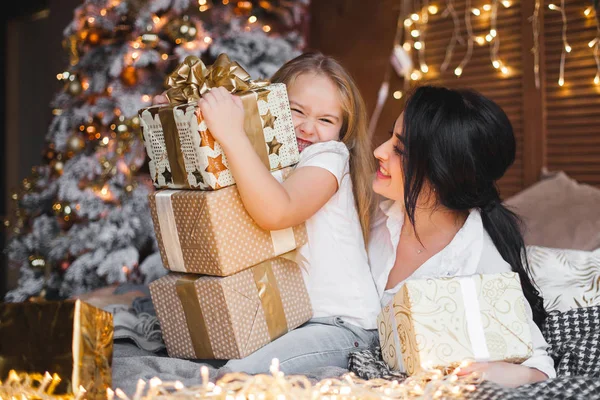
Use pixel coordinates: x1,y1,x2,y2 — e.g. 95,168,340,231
2,0,80,297
308,0,400,148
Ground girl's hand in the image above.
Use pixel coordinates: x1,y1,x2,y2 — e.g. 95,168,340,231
198,87,246,147
152,92,169,105
457,361,548,388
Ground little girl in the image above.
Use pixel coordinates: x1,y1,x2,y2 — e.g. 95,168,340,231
199,52,381,374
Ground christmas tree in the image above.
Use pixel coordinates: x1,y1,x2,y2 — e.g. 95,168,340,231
4,0,309,301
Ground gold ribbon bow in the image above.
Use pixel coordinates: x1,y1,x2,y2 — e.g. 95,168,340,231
156,53,272,188
164,54,261,104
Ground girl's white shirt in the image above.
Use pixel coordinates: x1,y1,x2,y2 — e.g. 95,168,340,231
294,141,381,330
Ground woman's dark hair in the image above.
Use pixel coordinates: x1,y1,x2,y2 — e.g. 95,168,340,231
400,85,547,327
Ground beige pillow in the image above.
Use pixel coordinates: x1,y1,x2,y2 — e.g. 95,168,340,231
527,245,600,312
505,171,600,251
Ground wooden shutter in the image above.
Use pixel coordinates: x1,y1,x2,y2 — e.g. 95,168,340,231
544,0,600,187
414,0,527,197
309,0,600,196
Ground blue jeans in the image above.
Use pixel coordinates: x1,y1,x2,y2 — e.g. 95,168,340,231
222,317,378,375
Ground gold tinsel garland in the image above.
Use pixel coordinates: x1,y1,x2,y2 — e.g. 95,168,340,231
1,359,481,400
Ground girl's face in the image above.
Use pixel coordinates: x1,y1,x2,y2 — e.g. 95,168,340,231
287,73,344,152
373,115,405,201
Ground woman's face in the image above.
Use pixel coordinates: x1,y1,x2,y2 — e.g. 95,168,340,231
373,114,405,201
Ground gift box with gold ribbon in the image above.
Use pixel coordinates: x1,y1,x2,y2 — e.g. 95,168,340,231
148,168,307,276
377,272,534,375
0,300,113,399
139,54,299,190
150,254,312,359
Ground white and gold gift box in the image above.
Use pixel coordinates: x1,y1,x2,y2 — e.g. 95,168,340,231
139,55,299,191
377,272,534,375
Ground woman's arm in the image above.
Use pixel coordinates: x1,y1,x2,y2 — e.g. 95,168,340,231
457,361,548,388
457,302,554,387
199,87,338,231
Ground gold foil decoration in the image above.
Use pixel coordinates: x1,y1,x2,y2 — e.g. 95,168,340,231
0,300,113,399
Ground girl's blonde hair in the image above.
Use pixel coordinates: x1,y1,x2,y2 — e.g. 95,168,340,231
271,52,375,242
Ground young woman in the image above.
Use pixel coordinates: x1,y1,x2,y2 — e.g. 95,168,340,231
369,86,556,387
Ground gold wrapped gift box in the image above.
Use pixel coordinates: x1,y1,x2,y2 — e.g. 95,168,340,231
377,272,534,375
150,255,313,359
148,169,307,276
139,54,299,191
0,300,113,399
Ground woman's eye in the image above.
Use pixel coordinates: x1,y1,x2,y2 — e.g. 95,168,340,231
319,118,333,124
393,145,405,156
291,108,303,114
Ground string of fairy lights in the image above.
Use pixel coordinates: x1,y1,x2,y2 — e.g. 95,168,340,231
394,0,600,95
368,0,599,133
544,1,600,87
403,0,513,82
586,5,600,85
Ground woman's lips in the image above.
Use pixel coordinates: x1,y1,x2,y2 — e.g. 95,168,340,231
376,165,391,179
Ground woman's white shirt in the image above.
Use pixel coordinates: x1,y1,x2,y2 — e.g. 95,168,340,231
368,199,556,378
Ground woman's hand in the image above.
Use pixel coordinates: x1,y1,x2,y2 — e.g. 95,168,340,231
198,87,246,147
457,361,548,388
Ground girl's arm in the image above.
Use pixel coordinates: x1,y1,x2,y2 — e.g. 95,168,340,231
199,87,338,231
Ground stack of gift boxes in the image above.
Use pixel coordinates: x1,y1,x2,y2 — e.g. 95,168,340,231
139,55,313,360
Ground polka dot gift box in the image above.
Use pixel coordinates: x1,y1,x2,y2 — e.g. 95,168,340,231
149,255,313,359
377,272,534,375
138,55,299,191
147,168,307,276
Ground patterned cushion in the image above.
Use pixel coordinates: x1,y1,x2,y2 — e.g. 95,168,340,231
527,246,600,312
